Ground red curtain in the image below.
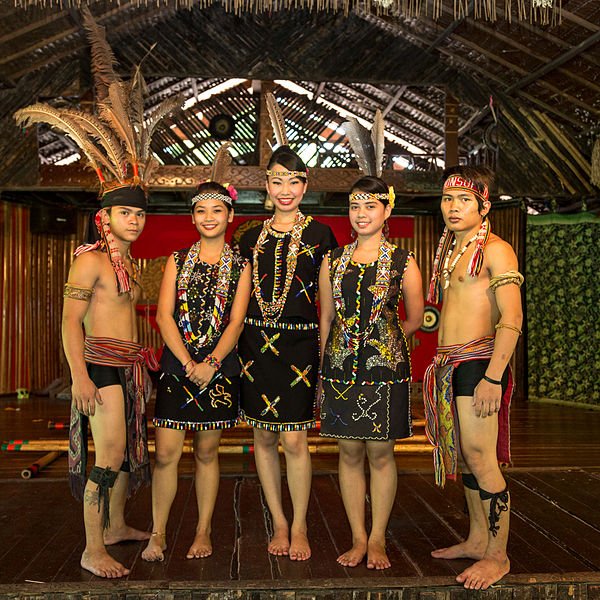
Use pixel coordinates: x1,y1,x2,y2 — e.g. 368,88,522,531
132,214,414,258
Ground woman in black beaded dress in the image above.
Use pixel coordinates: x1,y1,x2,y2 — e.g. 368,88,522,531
142,180,251,562
238,145,337,561
319,176,424,570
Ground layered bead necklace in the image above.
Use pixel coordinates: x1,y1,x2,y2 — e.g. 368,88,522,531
332,236,393,352
177,240,233,347
441,233,478,289
252,211,309,323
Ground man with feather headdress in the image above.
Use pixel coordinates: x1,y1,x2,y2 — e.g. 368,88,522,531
15,8,180,578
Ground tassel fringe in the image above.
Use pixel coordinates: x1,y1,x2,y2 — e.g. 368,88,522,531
11,0,560,23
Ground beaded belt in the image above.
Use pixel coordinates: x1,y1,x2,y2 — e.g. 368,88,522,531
244,317,318,331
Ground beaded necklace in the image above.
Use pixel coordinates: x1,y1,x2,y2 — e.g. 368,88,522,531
252,211,309,323
177,241,233,347
332,236,393,352
441,233,478,289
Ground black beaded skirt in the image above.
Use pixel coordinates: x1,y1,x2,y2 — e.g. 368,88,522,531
238,318,319,431
153,371,240,431
320,380,411,441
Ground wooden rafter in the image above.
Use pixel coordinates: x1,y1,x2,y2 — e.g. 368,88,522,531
507,29,600,94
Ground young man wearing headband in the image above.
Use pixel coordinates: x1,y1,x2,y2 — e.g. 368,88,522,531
424,166,524,590
63,185,157,578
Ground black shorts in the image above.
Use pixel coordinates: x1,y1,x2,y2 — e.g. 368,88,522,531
85,362,130,472
86,363,122,389
453,359,509,397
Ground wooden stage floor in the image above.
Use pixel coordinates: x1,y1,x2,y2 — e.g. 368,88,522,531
1,394,600,598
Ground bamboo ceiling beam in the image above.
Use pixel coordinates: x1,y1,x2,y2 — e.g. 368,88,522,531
427,0,473,50
492,7,600,69
5,5,167,79
363,11,593,128
507,29,600,95
328,84,445,146
434,8,600,95
445,30,598,116
523,109,593,194
320,87,437,149
560,9,600,32
382,86,407,118
0,9,66,45
0,3,139,66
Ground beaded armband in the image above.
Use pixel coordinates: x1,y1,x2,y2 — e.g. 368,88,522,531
495,323,522,336
64,283,94,301
203,354,222,371
489,270,524,292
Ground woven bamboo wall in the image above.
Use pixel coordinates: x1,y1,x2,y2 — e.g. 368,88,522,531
0,202,31,393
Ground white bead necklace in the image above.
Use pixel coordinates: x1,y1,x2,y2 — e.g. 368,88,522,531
441,233,478,289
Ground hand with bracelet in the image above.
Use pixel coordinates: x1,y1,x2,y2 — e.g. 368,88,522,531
186,354,221,389
472,373,503,418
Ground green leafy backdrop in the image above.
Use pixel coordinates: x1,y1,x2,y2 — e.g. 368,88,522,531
526,214,600,405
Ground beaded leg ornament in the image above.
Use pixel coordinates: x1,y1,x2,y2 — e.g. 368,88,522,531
479,486,510,537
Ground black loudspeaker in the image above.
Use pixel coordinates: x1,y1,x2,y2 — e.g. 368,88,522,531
30,205,77,235
208,113,235,140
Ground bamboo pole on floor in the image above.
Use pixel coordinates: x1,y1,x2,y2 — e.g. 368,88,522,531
20,451,64,479
2,439,433,454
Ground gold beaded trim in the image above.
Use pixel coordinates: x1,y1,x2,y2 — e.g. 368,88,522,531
64,283,94,301
349,186,395,208
266,170,307,178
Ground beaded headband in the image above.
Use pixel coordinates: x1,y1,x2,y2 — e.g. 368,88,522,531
349,186,396,209
443,175,489,203
191,192,233,207
266,169,307,179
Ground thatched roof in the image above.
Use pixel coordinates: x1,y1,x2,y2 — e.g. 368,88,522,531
1,0,599,212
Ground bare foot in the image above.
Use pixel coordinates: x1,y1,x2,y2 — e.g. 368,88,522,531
431,539,486,560
268,526,290,556
186,531,212,559
289,530,311,561
141,533,167,562
456,556,510,590
81,549,130,578
367,540,391,570
337,541,367,567
104,524,151,545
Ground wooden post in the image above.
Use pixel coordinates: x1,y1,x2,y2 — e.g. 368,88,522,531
258,80,275,169
444,91,459,168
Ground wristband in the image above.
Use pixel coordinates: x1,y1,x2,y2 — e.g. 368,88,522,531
203,354,221,371
482,374,502,385
183,359,194,371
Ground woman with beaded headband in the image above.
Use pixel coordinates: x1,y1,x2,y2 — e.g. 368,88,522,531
318,116,424,570
237,94,337,560
143,150,251,562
